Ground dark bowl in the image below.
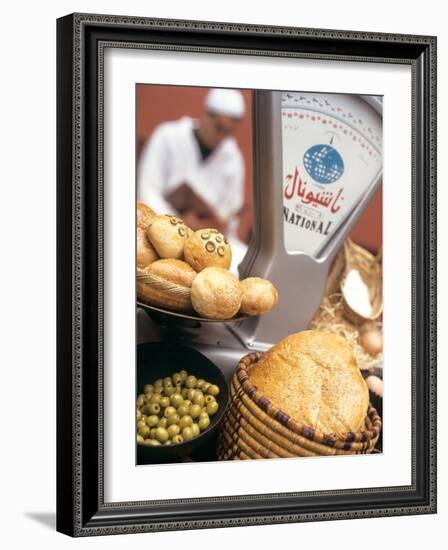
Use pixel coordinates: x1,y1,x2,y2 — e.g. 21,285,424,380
136,342,229,463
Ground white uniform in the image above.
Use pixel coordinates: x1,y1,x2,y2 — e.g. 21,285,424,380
137,116,245,239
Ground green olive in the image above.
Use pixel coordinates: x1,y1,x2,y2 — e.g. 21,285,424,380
198,415,210,430
136,434,144,443
177,404,190,417
138,424,150,438
181,388,189,398
150,428,158,439
167,413,180,426
164,386,175,397
154,378,163,386
158,417,168,429
206,401,219,416
159,396,171,409
202,382,211,393
146,438,161,446
155,427,169,443
136,420,146,432
185,375,197,389
164,440,172,446
191,423,200,437
189,404,202,419
170,393,184,408
193,391,205,407
175,384,182,394
172,373,183,385
144,391,153,402
183,399,192,408
204,395,215,405
187,388,197,401
150,393,162,404
147,403,161,415
136,395,146,407
143,384,154,394
164,377,172,386
199,410,209,419
179,370,188,382
136,409,142,421
196,378,206,390
164,406,177,418
167,424,180,438
208,384,220,397
179,415,193,429
145,415,159,427
172,434,184,444
153,384,164,394
182,426,194,441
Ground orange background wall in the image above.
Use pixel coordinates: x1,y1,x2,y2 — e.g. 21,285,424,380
136,85,382,253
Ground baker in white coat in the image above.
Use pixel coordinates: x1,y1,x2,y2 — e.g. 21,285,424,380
137,88,247,271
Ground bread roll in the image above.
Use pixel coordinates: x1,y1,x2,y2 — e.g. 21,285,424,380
191,267,242,320
184,229,231,272
137,227,158,268
136,259,196,312
239,277,278,316
137,202,156,229
146,215,190,259
248,330,369,437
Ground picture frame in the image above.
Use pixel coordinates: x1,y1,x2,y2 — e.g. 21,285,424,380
56,12,437,536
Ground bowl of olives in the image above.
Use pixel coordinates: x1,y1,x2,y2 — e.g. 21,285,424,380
136,342,229,462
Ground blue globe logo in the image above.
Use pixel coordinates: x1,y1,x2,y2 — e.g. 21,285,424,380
303,144,344,184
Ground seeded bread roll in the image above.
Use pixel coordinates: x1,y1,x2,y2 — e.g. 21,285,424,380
137,227,158,268
248,330,369,437
239,277,278,316
146,215,190,259
190,267,242,320
136,259,197,312
184,228,232,272
137,202,156,229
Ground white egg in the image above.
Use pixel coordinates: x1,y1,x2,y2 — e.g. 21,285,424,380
366,375,384,397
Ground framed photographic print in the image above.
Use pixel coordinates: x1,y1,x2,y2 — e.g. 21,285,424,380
56,13,437,536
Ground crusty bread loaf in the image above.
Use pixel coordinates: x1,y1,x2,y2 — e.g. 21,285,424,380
239,277,278,316
147,259,196,288
136,259,196,312
136,202,156,229
184,228,232,272
136,227,158,268
190,267,242,320
248,330,369,437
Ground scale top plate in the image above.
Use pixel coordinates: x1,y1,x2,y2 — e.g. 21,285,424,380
137,301,250,325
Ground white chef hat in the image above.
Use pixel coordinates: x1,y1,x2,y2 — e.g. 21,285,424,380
205,88,245,119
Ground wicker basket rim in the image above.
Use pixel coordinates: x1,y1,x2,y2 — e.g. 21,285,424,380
235,352,382,447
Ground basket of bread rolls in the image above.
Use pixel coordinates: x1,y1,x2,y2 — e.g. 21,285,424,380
136,202,279,321
217,330,382,460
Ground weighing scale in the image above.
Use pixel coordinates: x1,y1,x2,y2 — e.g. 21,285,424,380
137,91,383,381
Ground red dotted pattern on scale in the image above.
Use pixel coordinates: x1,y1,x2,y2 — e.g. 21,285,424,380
282,111,379,159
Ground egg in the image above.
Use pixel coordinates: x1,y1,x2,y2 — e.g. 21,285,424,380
359,326,383,356
365,375,384,398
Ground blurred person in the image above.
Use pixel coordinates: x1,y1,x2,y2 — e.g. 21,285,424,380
137,88,247,271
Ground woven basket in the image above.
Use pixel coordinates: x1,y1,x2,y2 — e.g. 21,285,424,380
136,267,193,312
217,352,382,460
340,240,382,325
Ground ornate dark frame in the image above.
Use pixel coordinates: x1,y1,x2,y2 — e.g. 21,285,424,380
56,13,437,537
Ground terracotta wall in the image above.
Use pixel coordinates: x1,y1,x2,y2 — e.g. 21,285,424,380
136,85,381,253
